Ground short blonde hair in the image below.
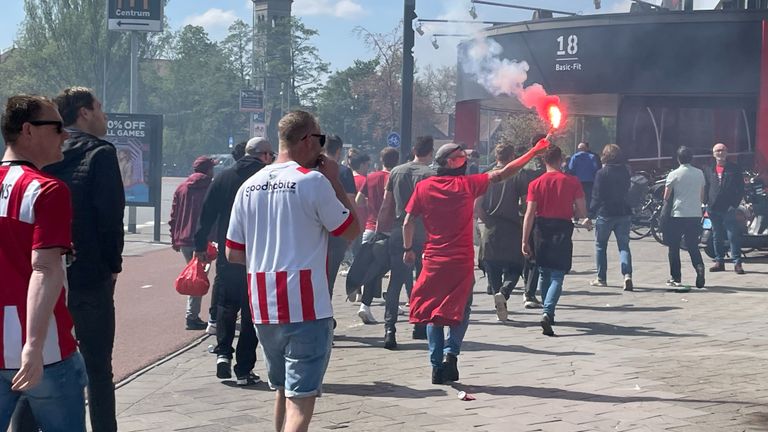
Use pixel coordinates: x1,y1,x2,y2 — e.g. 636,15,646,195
278,110,317,147
601,144,622,164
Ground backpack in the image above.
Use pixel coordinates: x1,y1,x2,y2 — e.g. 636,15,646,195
626,173,649,210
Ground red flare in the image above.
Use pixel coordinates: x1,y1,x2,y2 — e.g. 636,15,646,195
547,104,562,129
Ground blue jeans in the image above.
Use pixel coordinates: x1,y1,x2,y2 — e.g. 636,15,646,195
426,301,471,368
255,318,333,398
594,215,633,282
709,208,742,265
0,353,88,432
538,267,566,320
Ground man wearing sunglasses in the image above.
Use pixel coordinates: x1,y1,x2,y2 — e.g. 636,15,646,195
226,111,360,432
0,95,87,431
43,87,124,432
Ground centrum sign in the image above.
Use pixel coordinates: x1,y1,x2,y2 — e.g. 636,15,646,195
107,0,163,32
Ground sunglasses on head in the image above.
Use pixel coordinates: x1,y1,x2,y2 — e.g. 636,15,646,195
28,120,64,134
303,133,326,147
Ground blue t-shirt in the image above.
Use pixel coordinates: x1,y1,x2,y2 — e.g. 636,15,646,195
568,151,600,183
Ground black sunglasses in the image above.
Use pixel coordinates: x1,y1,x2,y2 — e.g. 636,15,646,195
28,120,64,134
303,133,326,147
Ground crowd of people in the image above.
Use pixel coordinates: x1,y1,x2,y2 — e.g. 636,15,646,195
0,86,749,432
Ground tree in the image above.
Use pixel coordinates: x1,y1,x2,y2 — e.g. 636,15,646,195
221,19,252,87
418,65,457,115
316,59,379,145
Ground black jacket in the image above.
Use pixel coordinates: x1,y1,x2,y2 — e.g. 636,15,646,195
44,129,125,287
590,163,632,218
704,161,743,212
194,155,265,264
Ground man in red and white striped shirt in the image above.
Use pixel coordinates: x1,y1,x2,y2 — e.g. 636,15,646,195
227,111,360,432
0,95,87,431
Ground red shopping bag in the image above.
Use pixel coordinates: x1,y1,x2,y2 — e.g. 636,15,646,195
175,257,210,296
206,242,218,262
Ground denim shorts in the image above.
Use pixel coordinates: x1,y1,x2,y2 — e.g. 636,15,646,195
255,318,333,398
0,352,88,431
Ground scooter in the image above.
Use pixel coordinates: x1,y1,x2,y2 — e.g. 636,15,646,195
702,172,768,258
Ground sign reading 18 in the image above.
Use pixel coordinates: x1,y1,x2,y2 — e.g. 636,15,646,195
556,35,579,56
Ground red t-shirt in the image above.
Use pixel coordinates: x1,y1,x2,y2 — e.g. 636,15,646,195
405,174,489,260
353,173,368,226
0,163,77,368
527,171,584,220
715,164,724,182
361,170,389,231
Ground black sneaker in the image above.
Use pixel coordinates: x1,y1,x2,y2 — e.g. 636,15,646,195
186,318,206,331
384,331,397,350
695,265,705,288
540,314,555,337
432,367,445,385
236,372,261,386
412,324,427,340
216,356,232,379
442,353,459,382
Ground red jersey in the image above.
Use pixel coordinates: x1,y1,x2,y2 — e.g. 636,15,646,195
0,162,77,368
406,174,489,260
527,171,584,220
361,170,389,231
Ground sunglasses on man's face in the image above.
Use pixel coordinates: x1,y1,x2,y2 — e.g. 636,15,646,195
28,120,64,134
303,133,326,147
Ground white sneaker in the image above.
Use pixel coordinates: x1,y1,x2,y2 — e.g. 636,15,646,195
493,292,508,321
205,321,217,335
398,305,408,316
357,304,377,324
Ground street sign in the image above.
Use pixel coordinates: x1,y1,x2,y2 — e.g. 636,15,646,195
251,122,266,138
228,136,234,148
240,89,264,112
387,132,401,148
107,0,163,32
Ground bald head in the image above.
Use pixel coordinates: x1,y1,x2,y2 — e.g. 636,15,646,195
577,142,588,152
713,142,728,165
245,137,272,156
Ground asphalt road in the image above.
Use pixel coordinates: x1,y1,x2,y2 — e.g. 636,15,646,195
123,177,184,232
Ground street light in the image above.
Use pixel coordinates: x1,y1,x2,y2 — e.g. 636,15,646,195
416,22,425,35
431,36,439,49
469,0,577,16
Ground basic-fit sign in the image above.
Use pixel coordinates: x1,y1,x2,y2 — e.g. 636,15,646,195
107,0,163,32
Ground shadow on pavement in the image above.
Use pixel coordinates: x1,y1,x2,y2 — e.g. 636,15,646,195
448,383,763,407
459,340,593,357
553,321,702,338
324,381,447,398
564,290,623,297
559,304,682,313
333,335,427,351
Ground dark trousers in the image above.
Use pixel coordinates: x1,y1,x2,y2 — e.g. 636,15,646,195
213,263,258,377
12,278,116,432
384,226,423,333
327,236,349,297
523,258,540,300
666,217,704,282
484,260,522,298
582,182,594,210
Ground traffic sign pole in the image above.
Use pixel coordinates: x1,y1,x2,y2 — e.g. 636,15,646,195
128,30,138,234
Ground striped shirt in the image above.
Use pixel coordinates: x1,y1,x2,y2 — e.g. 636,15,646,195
227,161,353,324
0,161,77,369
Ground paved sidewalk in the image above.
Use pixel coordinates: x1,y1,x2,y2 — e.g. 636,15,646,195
111,231,768,432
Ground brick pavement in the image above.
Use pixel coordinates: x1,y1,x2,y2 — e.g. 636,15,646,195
109,231,768,431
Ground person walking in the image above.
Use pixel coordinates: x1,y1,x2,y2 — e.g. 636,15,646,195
522,145,591,337
195,137,273,385
376,136,435,349
43,87,123,432
0,95,88,432
663,146,707,288
169,156,215,330
474,143,530,321
403,139,549,384
704,143,745,274
589,144,634,291
568,142,600,209
226,111,361,432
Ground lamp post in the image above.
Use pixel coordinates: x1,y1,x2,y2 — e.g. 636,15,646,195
401,0,416,162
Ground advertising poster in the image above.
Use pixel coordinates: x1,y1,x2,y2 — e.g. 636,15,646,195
106,113,162,206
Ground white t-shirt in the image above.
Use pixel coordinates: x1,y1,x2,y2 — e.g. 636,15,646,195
227,161,353,324
665,164,705,218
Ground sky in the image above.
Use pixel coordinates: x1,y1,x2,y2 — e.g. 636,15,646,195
0,0,721,76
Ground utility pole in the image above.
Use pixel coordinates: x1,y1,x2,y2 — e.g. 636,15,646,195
127,31,139,234
400,0,416,162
